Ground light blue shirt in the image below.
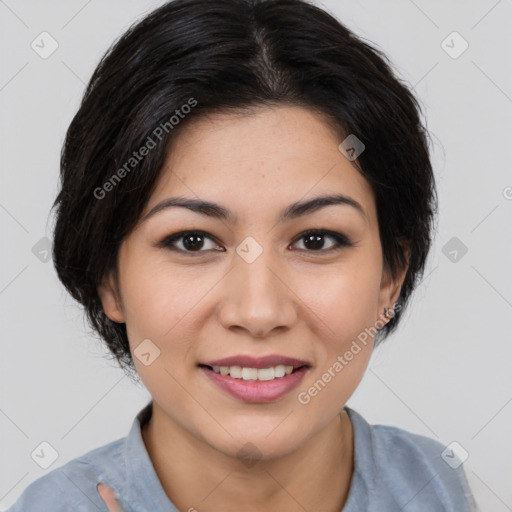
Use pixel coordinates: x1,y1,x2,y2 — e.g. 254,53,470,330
7,401,479,511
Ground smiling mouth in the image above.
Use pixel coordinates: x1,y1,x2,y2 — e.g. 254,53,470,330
197,363,309,381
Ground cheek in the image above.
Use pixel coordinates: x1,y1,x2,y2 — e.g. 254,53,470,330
294,267,379,411
121,256,203,412
120,255,205,340
298,258,382,344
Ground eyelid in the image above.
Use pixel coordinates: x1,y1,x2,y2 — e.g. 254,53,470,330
157,229,354,255
156,230,223,252
289,229,353,250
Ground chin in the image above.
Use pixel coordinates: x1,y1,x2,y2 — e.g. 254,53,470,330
200,421,307,462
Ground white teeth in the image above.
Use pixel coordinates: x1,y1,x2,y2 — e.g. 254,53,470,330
274,365,286,378
257,367,275,381
229,366,242,378
209,364,297,380
242,367,258,380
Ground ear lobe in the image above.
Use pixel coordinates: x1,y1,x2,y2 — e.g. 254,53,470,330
97,272,125,323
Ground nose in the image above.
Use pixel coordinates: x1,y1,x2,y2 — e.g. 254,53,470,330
216,247,298,339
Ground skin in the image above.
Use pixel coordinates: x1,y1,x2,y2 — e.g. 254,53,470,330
97,483,123,511
97,105,408,512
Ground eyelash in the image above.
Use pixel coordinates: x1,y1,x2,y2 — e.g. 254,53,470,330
157,229,354,256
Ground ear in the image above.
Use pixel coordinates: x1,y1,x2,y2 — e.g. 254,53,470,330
97,272,125,323
377,240,410,325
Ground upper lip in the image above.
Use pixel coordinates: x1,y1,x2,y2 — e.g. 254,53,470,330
200,355,311,369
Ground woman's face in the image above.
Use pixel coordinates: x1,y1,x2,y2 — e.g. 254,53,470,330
99,105,406,460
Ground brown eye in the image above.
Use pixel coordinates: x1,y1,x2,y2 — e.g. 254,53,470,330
180,233,206,251
158,228,353,256
291,229,353,253
158,231,223,254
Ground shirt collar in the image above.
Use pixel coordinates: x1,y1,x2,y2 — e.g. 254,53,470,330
124,400,179,511
342,406,376,511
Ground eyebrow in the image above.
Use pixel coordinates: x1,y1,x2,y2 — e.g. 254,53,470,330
141,193,367,224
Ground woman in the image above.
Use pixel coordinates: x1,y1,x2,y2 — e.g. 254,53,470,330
8,0,478,510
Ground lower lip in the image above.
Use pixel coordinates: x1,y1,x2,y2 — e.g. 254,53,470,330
199,366,309,403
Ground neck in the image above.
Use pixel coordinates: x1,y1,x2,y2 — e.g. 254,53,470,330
141,404,354,512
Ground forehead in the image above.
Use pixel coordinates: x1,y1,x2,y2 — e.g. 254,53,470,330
142,105,376,228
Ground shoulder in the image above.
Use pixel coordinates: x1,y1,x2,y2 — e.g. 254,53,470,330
371,420,452,466
6,437,125,512
370,420,466,483
346,408,479,511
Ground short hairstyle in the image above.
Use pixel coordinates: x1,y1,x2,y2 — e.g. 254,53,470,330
52,0,438,379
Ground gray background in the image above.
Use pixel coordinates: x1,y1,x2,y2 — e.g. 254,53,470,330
1,0,511,510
